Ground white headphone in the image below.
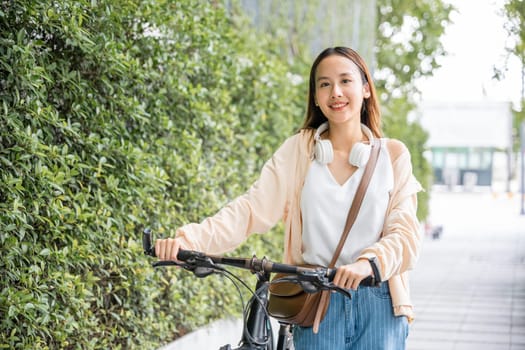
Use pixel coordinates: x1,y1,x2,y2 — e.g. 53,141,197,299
314,122,374,167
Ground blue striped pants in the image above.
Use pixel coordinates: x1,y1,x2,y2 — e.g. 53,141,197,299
292,283,409,350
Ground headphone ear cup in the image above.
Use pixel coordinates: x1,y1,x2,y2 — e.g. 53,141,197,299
349,143,371,167
314,139,334,164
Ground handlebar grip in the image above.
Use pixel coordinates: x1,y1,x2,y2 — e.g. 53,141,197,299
142,229,196,261
325,269,376,286
326,268,337,281
143,228,156,257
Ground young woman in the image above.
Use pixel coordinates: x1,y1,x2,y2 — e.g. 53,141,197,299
156,47,423,349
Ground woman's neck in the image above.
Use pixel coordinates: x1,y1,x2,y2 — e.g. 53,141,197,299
326,121,364,151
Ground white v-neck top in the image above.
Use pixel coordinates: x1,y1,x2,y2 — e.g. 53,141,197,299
301,139,394,267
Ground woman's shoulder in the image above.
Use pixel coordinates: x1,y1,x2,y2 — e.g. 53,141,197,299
282,128,315,151
383,138,423,194
383,138,409,162
297,127,316,140
268,128,315,163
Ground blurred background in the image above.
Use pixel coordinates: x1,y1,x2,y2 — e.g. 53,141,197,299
1,0,524,349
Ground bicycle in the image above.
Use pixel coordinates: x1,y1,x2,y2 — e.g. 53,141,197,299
142,229,375,350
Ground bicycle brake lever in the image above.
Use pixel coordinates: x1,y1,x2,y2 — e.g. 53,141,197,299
193,266,216,278
153,260,218,278
326,283,352,298
299,281,319,294
301,280,352,299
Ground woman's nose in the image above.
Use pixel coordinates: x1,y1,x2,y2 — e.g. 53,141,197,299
331,84,342,98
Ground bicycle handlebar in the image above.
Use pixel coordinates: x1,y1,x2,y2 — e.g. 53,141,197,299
142,228,377,290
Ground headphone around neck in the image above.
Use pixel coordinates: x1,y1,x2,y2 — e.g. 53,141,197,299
314,122,374,167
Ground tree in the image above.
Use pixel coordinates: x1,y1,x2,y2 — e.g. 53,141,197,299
495,0,525,97
496,0,525,149
375,0,454,219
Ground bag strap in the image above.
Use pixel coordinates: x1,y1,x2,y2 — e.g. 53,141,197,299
328,138,382,268
313,138,382,333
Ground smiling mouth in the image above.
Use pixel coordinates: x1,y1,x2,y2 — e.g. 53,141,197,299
330,102,348,110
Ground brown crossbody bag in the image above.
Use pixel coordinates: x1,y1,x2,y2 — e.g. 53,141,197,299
266,138,382,333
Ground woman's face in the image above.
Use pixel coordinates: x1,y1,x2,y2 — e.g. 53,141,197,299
314,54,370,126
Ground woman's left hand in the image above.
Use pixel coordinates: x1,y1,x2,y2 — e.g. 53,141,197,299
333,259,373,290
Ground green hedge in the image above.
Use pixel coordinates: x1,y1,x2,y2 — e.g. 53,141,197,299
0,0,303,348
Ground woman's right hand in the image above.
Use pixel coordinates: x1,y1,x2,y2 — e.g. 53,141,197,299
155,237,183,261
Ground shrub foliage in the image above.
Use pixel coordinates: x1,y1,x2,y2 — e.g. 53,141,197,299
0,0,302,348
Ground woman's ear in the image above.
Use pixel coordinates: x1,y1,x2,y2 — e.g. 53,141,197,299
363,83,371,98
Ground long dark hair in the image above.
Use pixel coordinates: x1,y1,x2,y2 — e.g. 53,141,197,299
301,47,382,137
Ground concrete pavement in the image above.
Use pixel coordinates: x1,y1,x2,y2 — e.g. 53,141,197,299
407,190,525,350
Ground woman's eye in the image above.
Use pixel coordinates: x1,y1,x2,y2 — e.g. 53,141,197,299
319,82,329,88
342,79,352,84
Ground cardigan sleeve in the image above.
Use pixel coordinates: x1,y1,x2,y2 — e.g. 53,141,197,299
357,141,423,281
174,134,301,255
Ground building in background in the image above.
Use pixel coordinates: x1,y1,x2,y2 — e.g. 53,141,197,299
417,101,514,191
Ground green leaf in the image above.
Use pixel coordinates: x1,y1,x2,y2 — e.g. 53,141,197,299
39,248,51,256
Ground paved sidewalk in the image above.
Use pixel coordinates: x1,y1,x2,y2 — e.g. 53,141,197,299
407,191,525,350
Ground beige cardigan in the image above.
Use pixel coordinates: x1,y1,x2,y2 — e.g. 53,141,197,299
176,129,423,321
